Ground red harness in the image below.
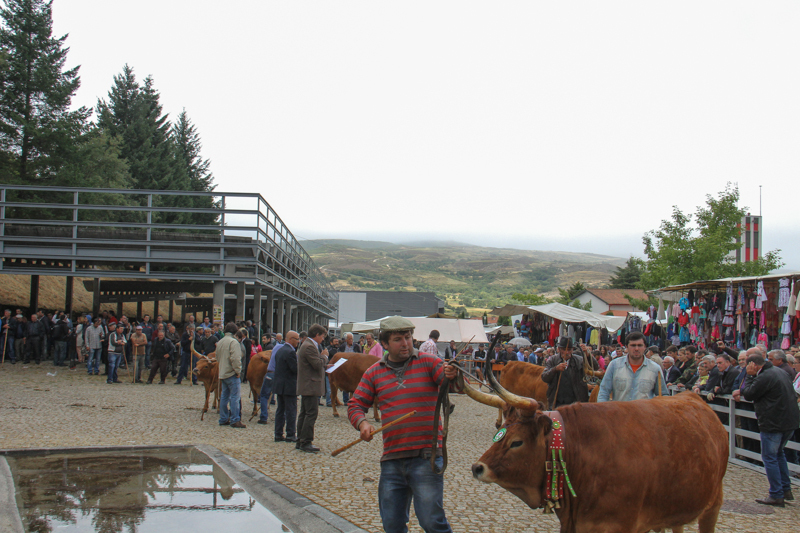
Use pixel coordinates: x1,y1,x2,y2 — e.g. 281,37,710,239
541,410,576,512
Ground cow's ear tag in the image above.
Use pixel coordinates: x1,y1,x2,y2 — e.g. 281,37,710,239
492,428,506,442
552,421,561,430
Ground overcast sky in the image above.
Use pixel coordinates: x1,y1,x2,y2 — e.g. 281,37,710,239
52,1,799,269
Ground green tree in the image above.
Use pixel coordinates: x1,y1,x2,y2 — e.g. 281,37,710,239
511,292,551,305
171,109,218,225
557,282,586,304
609,257,644,289
0,0,90,182
639,184,783,289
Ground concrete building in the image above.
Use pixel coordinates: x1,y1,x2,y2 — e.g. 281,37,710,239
573,289,648,316
336,291,445,326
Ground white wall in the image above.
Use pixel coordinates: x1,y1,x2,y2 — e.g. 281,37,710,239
337,292,367,326
575,293,608,313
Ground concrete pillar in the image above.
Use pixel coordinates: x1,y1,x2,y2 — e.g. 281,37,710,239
265,292,274,333
137,301,143,321
116,301,123,320
276,298,284,337
168,299,174,322
253,285,262,339
235,281,246,322
213,281,225,325
285,299,292,335
92,277,100,317
64,276,73,317
153,300,159,319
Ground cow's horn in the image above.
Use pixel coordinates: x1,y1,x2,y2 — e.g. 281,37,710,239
457,373,506,409
486,361,540,411
190,338,202,360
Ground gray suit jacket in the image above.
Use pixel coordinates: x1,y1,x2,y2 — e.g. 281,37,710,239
296,338,328,396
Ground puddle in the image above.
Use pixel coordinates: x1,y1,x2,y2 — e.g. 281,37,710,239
4,447,289,532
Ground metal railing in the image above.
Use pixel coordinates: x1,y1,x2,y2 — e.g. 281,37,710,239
0,185,337,316
668,386,800,483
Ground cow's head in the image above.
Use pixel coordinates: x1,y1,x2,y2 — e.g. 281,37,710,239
459,364,552,509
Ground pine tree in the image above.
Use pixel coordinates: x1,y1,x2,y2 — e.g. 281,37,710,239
608,257,643,289
171,109,218,226
0,0,90,182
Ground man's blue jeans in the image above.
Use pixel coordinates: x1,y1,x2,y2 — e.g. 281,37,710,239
54,340,67,366
379,455,452,533
219,376,241,425
106,352,120,383
86,348,102,374
761,430,794,498
176,349,196,384
259,372,274,421
145,343,151,367
3,334,14,362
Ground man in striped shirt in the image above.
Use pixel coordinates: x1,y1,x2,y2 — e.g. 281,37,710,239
348,317,458,533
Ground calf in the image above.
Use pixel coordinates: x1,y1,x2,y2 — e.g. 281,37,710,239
191,339,218,421
245,350,271,418
329,353,381,421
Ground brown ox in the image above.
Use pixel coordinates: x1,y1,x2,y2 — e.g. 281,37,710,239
495,362,549,427
464,370,728,533
245,350,272,418
191,339,218,421
328,353,381,421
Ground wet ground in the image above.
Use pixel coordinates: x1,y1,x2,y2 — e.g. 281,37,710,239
4,447,286,532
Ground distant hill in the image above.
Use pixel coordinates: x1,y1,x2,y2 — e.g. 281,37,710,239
302,239,626,313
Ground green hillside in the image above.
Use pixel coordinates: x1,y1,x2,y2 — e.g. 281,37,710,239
304,239,626,313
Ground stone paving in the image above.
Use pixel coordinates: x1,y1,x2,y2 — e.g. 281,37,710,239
0,362,798,532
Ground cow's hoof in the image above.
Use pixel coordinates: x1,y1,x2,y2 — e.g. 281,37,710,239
333,412,340,418
375,418,381,423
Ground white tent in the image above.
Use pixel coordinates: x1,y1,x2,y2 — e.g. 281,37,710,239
345,317,489,343
491,302,626,332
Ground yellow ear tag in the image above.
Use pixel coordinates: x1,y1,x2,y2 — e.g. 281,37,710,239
492,428,506,442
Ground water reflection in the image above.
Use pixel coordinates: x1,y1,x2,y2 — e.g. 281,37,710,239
7,448,286,532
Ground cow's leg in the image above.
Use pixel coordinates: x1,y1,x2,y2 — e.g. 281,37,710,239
372,398,381,422
331,382,340,417
201,385,211,421
251,383,259,417
670,526,684,533
696,489,722,533
495,407,503,429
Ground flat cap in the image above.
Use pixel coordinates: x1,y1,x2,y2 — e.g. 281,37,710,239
557,337,573,349
380,316,415,332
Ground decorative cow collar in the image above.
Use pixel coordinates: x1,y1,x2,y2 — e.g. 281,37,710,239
541,410,576,513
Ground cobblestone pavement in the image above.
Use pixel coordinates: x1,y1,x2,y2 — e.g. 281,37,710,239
0,362,797,532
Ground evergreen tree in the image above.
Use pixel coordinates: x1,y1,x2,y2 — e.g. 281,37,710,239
171,109,218,225
0,0,90,182
608,257,643,289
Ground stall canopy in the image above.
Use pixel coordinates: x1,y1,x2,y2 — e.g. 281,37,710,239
651,272,800,301
490,302,626,331
346,317,489,343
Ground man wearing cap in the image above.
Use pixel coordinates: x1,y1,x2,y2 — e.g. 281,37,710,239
130,325,148,383
530,347,544,365
541,337,595,407
348,316,459,533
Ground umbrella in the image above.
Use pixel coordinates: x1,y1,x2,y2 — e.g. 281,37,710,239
507,337,532,347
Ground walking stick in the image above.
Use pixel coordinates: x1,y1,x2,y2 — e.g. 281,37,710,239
331,410,417,457
1,326,8,365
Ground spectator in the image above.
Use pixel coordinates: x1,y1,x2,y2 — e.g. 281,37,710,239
364,333,381,357
732,351,749,391
340,332,362,354
592,349,605,370
201,326,219,356
324,337,341,407
84,318,104,375
240,328,253,384
140,315,154,368
692,355,719,394
13,314,26,365
687,361,710,390
175,325,196,385
1,309,16,364
768,350,797,380
419,330,440,358
147,330,175,384
273,330,300,442
130,325,148,383
217,322,246,428
662,356,681,383
107,324,126,384
736,352,800,506
166,324,180,377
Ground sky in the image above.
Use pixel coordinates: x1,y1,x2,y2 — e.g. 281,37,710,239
51,1,800,269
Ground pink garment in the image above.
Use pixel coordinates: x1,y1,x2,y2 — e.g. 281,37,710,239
369,342,383,358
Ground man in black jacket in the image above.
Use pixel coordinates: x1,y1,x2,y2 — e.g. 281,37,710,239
25,314,45,364
146,330,176,384
736,353,800,507
541,337,591,407
273,330,300,442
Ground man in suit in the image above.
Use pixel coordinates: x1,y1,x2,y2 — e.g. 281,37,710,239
662,356,681,383
273,330,300,442
444,340,459,360
296,323,329,453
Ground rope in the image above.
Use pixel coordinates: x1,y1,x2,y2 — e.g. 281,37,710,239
430,376,450,474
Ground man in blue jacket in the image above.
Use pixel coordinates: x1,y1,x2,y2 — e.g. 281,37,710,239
273,331,300,442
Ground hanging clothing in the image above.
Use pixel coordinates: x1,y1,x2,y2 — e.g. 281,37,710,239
778,278,790,307
657,299,666,321
755,281,767,310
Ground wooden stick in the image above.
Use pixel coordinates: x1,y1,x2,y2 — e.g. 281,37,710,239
331,410,416,457
1,326,8,365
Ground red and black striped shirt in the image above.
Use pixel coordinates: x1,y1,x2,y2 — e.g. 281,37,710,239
348,351,447,461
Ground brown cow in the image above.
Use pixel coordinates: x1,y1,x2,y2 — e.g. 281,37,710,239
467,370,728,533
191,339,218,421
245,350,271,418
329,353,381,421
496,362,549,427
